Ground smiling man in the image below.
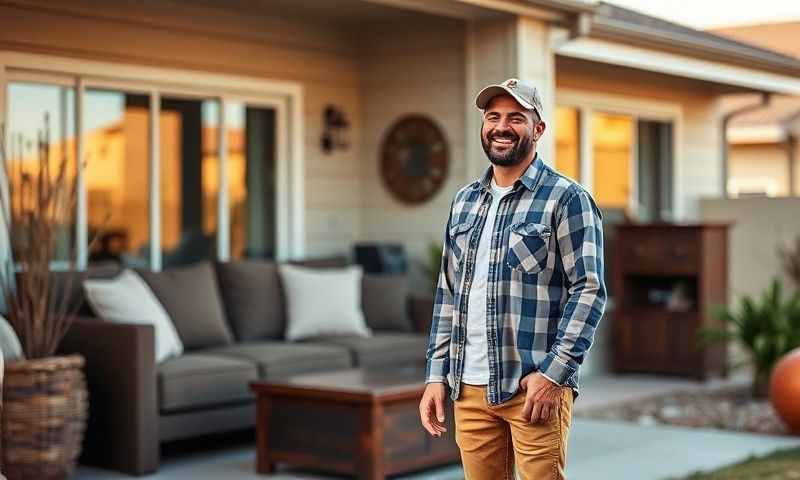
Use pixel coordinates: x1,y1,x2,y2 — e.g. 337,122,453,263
419,78,607,479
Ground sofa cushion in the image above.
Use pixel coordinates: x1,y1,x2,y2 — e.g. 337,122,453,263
50,261,123,316
278,264,371,341
206,341,352,378
84,269,184,363
157,353,258,413
362,273,412,332
307,333,427,368
215,260,285,341
137,261,234,350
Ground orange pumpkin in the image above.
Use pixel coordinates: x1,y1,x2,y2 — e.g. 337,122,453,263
770,348,800,434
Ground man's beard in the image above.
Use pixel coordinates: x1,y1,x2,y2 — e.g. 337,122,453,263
481,129,534,166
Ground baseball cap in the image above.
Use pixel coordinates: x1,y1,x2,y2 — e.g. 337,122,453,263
475,78,544,119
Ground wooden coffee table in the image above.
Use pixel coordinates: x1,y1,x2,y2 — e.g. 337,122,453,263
250,366,459,479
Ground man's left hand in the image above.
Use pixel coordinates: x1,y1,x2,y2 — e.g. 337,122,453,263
519,372,564,424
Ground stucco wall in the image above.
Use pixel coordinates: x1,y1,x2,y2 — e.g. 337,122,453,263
700,197,800,302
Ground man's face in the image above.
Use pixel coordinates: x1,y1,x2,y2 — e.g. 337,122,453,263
480,95,545,166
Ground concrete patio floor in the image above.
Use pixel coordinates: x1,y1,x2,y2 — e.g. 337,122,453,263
76,417,800,480
76,373,798,480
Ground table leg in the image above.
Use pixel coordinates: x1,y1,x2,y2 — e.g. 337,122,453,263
256,396,274,474
357,402,385,480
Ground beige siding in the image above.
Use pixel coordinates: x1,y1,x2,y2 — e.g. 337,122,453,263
359,18,467,294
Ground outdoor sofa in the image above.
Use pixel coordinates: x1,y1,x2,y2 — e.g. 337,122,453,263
57,257,434,475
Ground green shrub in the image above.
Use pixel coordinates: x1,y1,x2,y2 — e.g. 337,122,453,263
698,279,800,397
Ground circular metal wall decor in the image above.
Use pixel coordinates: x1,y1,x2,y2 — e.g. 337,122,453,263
380,114,449,205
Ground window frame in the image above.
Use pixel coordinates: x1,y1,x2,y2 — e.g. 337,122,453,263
1,51,305,270
556,88,681,221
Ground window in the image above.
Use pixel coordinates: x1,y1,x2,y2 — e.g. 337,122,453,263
160,97,221,268
83,89,151,268
555,106,580,181
5,82,76,264
225,103,277,259
592,112,634,211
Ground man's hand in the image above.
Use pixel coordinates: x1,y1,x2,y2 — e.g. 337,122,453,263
520,372,564,424
419,382,448,437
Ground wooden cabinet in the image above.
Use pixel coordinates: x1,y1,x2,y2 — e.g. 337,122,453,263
612,224,729,379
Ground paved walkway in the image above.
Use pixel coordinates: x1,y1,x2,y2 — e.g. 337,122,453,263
77,373,797,479
76,416,800,480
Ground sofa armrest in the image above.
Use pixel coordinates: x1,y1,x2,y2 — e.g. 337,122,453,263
408,295,435,334
58,316,159,475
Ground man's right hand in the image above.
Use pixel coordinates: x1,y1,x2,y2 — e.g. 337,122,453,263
419,382,448,437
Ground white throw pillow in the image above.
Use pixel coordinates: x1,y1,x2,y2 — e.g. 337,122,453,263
278,264,371,341
83,269,184,363
0,314,23,360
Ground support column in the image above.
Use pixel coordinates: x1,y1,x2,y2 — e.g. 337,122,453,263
515,17,557,166
465,18,519,182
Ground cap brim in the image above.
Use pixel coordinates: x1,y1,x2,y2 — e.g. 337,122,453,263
475,85,536,113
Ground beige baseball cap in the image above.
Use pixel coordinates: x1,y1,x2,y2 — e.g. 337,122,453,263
475,78,544,119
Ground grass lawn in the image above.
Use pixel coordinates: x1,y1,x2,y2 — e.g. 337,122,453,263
681,446,800,479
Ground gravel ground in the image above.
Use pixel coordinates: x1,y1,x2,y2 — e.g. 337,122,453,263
575,385,790,436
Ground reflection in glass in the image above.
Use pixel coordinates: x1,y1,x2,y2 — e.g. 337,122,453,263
592,112,633,210
6,83,76,262
160,98,220,268
225,103,276,259
555,106,580,182
84,90,150,268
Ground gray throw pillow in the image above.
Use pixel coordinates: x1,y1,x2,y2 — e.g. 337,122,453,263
215,260,285,341
137,261,234,350
361,273,412,332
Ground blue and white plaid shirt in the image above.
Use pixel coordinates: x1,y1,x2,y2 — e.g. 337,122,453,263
425,154,607,405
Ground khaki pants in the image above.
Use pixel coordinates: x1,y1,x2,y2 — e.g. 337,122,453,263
454,383,573,480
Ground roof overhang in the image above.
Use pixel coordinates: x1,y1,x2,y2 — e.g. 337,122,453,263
554,36,800,96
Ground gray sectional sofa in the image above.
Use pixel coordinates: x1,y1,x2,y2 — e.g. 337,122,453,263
58,257,433,476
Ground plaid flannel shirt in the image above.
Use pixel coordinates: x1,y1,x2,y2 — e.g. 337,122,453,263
425,154,607,405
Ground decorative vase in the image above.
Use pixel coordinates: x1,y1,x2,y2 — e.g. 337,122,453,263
1,355,87,479
769,347,800,434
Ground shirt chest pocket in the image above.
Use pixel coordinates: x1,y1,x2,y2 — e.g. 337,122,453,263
448,216,478,271
506,222,552,274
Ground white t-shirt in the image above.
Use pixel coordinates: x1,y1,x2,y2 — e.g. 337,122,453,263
461,177,514,385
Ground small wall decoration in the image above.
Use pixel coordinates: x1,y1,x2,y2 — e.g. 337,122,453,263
380,115,449,205
321,105,350,154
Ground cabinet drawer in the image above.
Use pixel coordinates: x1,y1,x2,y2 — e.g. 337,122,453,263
619,229,700,274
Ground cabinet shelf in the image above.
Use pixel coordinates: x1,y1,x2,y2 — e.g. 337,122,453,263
612,224,729,379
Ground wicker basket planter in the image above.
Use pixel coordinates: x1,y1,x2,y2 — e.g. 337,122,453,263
1,355,87,480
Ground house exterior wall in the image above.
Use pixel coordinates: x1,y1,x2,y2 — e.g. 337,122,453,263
728,143,792,197
359,17,468,294
0,0,364,259
700,197,800,301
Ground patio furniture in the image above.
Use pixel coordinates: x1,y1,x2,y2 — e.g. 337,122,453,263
612,223,729,379
56,257,434,476
250,366,459,480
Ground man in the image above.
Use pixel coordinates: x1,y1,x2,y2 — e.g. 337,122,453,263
419,78,606,479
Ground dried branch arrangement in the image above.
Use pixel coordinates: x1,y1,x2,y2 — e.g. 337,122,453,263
0,116,96,358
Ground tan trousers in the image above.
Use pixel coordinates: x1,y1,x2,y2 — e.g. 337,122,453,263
454,383,573,480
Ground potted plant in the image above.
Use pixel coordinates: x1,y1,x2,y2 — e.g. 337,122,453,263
0,118,96,479
698,279,800,398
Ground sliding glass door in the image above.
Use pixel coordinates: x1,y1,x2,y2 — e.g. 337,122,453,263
3,76,283,271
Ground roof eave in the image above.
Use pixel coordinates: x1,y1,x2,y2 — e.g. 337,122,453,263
590,16,800,78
